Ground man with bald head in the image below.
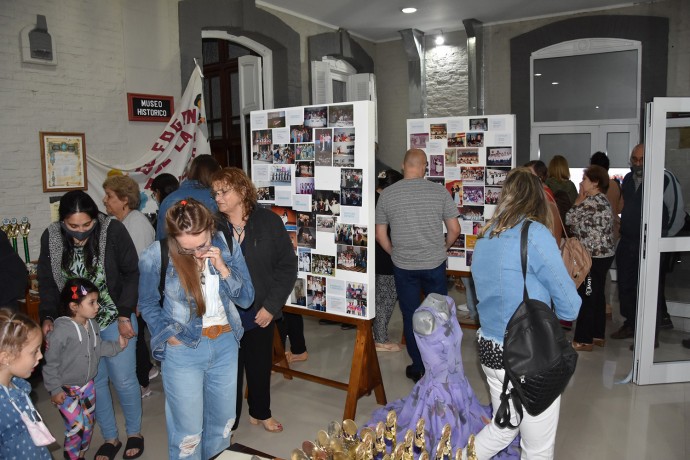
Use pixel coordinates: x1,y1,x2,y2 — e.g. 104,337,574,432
612,143,678,345
375,148,460,382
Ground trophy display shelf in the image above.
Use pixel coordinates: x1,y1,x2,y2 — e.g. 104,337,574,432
19,261,39,324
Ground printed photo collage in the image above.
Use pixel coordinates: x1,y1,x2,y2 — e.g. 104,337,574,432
409,116,515,268
251,103,368,318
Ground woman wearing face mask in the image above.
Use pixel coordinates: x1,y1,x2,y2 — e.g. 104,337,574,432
38,190,144,460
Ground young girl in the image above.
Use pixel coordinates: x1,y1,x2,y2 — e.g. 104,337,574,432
42,278,128,460
0,309,53,459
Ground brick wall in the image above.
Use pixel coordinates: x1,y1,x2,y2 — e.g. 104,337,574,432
0,0,180,258
425,31,468,119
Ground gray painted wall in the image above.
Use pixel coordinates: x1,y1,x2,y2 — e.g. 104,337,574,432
178,0,301,108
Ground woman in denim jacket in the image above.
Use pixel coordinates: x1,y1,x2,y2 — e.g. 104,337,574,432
138,199,254,460
472,168,581,459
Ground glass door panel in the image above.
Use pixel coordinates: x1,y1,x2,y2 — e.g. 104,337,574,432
538,132,592,168
635,98,690,385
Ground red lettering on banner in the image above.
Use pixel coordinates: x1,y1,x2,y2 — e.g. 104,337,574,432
152,143,165,152
174,131,193,152
181,109,197,125
170,119,183,133
143,177,155,190
160,131,175,142
154,158,172,174
135,159,157,176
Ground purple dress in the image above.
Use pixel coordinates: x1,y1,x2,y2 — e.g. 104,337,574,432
365,301,519,459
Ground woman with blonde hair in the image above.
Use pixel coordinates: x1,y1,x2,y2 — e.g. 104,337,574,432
471,167,581,459
138,198,254,459
545,155,578,205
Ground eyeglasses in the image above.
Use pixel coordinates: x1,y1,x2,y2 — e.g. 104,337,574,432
630,156,644,165
176,239,212,255
211,188,231,199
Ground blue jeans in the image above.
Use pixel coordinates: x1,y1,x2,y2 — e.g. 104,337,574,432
393,263,448,372
94,313,141,440
462,276,478,321
162,332,238,460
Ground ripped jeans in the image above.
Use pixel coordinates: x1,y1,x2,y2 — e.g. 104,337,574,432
162,332,238,459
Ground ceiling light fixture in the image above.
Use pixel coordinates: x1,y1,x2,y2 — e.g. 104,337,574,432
435,31,444,45
534,73,542,76
402,7,417,14
551,82,559,85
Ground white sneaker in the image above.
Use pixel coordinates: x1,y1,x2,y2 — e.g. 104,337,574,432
148,366,159,380
456,303,469,312
141,386,152,399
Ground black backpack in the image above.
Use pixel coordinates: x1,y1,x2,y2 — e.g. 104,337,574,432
494,221,579,428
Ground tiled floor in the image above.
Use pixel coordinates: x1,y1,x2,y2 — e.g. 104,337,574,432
33,280,690,459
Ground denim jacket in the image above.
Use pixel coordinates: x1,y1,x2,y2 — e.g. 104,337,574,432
472,220,581,345
138,232,255,360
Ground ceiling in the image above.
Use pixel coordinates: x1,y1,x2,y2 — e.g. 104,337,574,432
257,0,639,42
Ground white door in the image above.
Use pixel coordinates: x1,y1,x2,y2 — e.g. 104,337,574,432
238,55,263,173
634,97,690,384
531,124,638,168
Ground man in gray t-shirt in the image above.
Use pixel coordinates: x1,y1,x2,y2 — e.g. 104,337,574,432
375,148,460,382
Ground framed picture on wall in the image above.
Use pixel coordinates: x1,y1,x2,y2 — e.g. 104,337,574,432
39,132,88,192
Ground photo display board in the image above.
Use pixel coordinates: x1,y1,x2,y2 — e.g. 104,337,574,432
250,101,376,320
407,115,516,271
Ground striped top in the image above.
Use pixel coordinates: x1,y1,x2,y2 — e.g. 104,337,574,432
375,178,459,270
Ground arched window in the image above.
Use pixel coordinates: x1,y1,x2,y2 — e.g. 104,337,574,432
530,38,641,169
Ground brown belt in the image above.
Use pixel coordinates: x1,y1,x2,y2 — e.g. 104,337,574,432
201,324,231,339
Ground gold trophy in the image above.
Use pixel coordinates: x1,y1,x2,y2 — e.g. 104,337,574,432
7,218,20,253
375,421,386,454
414,418,426,452
0,219,9,240
385,410,397,451
402,429,414,460
19,217,31,263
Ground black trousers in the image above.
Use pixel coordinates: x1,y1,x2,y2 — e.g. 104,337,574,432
574,255,614,343
135,314,153,387
233,322,275,430
616,237,669,331
276,312,307,354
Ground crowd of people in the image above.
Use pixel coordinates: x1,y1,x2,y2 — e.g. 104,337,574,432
3,139,684,460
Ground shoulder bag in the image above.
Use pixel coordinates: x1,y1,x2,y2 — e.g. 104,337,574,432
557,209,591,288
494,220,579,428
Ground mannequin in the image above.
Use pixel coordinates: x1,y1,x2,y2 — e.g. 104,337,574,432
365,294,519,459
412,293,452,336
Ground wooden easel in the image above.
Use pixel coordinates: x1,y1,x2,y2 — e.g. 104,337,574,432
272,306,386,420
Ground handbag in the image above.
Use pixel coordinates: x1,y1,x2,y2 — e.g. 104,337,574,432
3,387,56,446
557,211,591,288
494,221,579,428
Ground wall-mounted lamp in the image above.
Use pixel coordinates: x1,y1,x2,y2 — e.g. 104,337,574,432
435,31,445,46
20,15,57,65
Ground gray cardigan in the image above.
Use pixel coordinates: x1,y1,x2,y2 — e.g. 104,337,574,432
42,317,122,395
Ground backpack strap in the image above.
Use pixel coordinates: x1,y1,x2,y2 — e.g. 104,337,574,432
521,220,531,302
159,238,168,307
494,375,523,429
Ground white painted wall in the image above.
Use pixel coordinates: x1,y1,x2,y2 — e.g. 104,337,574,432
0,0,180,257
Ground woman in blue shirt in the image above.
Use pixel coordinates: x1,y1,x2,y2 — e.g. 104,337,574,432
472,167,581,459
138,198,254,460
